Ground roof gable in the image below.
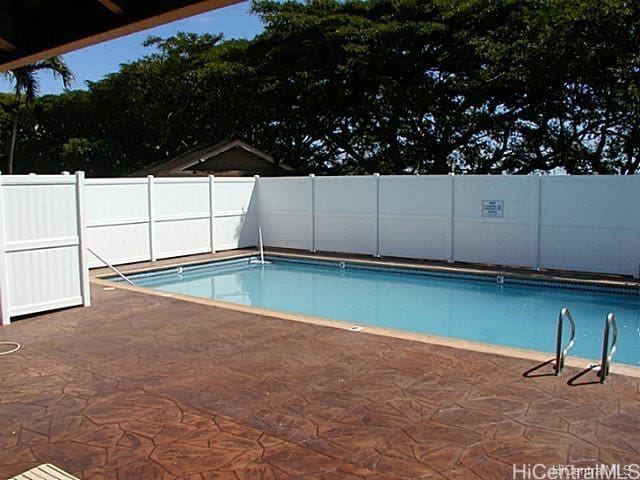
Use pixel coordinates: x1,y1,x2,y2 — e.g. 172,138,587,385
179,139,275,170
132,139,295,176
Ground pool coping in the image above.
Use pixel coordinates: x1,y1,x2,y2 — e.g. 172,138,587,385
91,250,640,379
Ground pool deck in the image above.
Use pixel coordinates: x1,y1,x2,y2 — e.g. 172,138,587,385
1,251,639,479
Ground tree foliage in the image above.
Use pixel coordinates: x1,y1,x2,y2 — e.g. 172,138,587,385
1,57,73,173
2,0,639,176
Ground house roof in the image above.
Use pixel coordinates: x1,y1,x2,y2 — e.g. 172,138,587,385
0,0,241,71
133,139,295,176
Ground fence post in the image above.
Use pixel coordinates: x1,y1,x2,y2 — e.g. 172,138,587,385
209,175,216,253
448,173,455,263
309,174,316,252
147,175,156,261
533,175,542,270
374,173,381,258
0,174,10,325
634,175,640,279
75,171,91,307
254,175,261,248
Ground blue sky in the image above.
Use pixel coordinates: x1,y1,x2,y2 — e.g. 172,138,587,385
0,1,264,96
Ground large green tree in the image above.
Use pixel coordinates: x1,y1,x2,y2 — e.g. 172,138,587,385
249,0,640,174
3,0,639,176
2,57,73,173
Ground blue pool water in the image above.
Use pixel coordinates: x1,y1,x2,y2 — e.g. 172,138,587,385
124,256,640,366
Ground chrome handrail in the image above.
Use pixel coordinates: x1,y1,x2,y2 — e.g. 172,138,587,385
258,225,265,265
87,247,135,286
598,313,617,383
554,307,576,375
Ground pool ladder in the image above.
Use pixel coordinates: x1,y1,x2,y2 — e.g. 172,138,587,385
553,307,618,383
594,313,618,383
554,307,576,375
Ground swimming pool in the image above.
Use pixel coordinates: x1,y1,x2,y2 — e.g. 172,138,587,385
120,255,640,367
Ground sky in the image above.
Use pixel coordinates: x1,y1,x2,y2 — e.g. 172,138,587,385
0,1,264,96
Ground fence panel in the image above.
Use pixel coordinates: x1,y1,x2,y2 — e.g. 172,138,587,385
257,176,313,250
314,176,377,255
255,174,638,276
452,176,538,268
154,178,211,259
379,175,452,261
539,176,640,276
213,178,258,251
0,174,89,324
3,172,637,327
85,176,258,267
85,178,151,267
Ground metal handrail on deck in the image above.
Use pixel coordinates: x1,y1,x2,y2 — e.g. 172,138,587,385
87,247,135,286
554,307,576,375
598,313,617,383
258,225,265,265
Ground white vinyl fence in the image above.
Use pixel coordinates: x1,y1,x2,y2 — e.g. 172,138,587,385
1,172,638,325
257,175,640,277
0,173,90,325
86,176,258,268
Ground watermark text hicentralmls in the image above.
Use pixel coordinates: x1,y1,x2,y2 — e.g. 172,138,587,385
513,464,640,480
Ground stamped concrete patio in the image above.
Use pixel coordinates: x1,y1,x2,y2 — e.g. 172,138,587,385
1,272,639,479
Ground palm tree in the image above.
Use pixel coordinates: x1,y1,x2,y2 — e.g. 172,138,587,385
2,57,74,174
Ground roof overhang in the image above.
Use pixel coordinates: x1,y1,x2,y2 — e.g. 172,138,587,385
0,0,243,72
182,139,276,170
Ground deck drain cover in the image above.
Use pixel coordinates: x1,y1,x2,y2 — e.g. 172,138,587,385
10,463,79,480
349,326,363,331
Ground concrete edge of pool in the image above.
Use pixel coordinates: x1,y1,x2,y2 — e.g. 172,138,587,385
93,248,640,288
91,250,640,380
